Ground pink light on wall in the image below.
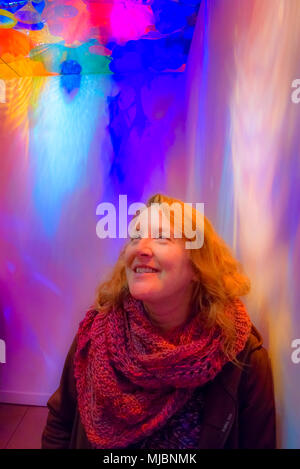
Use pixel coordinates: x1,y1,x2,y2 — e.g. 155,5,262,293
110,2,155,44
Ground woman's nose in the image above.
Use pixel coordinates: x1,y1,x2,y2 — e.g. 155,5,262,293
134,238,153,257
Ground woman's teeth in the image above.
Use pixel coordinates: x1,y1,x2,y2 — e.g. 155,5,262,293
135,267,158,273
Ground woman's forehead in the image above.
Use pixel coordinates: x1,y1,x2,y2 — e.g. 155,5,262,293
132,206,174,235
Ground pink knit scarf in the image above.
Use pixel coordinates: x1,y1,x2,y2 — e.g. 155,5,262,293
73,293,252,449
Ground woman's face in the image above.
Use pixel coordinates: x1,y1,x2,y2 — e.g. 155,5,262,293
124,206,196,305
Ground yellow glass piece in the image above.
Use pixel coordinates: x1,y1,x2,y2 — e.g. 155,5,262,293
0,9,17,29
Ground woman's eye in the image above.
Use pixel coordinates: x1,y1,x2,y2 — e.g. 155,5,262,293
129,233,171,241
157,233,171,240
130,235,141,241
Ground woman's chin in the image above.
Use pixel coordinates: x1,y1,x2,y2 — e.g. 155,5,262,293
129,287,157,302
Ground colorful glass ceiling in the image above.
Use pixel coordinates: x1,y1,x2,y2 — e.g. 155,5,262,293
0,0,201,78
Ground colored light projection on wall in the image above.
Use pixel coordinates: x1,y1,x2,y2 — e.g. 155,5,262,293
0,71,190,410
185,0,300,449
0,0,200,78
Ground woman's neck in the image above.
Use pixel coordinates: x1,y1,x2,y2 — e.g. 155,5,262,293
142,287,194,333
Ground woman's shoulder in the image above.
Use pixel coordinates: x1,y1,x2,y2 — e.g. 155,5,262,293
246,323,264,353
238,322,271,374
218,323,270,397
235,323,274,405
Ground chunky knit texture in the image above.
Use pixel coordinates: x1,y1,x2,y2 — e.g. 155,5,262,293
73,293,252,449
127,387,206,449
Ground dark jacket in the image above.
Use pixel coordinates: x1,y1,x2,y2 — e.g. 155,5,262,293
41,324,276,449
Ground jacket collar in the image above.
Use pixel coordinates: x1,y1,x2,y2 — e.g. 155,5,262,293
197,324,262,448
249,323,263,350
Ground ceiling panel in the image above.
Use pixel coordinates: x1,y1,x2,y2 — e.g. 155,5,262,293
0,0,201,76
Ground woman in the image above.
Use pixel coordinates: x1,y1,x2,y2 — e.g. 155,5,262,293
41,193,276,449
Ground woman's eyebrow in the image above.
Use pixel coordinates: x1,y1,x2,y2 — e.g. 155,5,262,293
158,226,175,237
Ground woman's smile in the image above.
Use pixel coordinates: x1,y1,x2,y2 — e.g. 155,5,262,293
132,264,161,277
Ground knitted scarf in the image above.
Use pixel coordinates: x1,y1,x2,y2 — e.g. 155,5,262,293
73,293,252,449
